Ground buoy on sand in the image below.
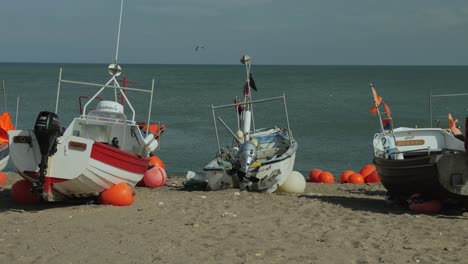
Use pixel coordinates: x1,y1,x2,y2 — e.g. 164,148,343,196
319,171,334,184
149,155,165,169
408,193,443,214
348,173,365,184
10,179,41,205
0,172,6,185
99,182,136,206
360,164,377,179
142,166,167,188
308,169,323,183
277,171,306,194
339,170,355,184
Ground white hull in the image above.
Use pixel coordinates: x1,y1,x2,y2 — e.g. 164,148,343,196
373,127,465,159
9,127,149,202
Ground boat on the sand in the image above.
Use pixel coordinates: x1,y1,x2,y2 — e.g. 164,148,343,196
370,84,468,203
203,55,298,192
7,0,161,202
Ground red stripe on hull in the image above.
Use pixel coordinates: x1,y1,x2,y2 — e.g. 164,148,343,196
90,142,149,174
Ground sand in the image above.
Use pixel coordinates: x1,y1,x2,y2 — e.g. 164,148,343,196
0,172,467,264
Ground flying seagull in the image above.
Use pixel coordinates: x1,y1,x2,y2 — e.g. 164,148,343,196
195,45,205,51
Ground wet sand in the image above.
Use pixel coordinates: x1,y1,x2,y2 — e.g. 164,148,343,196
0,172,467,264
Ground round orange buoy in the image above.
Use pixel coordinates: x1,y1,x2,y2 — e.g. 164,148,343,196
359,164,377,179
99,182,136,206
319,171,334,184
308,169,323,183
408,194,443,214
348,173,365,184
142,166,167,188
365,173,380,183
0,172,6,185
10,180,41,205
149,155,165,169
339,170,355,184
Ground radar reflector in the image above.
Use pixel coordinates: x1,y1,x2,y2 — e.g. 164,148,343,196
107,63,122,76
240,55,251,65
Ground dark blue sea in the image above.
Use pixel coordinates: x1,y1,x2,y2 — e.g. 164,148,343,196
1,63,468,178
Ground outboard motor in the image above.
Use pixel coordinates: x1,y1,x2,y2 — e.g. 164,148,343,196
34,111,62,190
237,141,258,191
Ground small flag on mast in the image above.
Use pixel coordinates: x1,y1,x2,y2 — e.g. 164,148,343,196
243,72,258,96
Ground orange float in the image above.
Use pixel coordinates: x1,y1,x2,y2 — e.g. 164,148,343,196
348,173,365,184
359,164,377,179
408,194,443,214
149,155,165,169
319,171,334,184
365,173,380,183
99,182,136,206
0,172,6,185
142,166,167,188
308,169,323,183
339,170,355,184
10,180,41,205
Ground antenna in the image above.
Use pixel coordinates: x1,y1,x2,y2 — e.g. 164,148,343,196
114,0,124,64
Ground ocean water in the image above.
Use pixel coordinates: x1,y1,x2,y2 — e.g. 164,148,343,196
1,63,468,178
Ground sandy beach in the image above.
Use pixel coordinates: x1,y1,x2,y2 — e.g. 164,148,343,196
0,172,467,264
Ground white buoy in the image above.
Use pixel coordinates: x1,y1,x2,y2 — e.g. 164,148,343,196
242,110,252,133
277,171,306,194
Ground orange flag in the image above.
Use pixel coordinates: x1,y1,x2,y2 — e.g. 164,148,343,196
371,87,382,107
383,102,391,119
0,112,14,143
370,105,377,116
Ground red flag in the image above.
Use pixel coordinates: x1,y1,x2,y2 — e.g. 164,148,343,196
243,82,249,96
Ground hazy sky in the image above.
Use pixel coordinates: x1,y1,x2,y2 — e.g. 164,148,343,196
1,0,468,65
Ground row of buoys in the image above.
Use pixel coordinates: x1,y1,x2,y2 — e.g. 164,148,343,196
309,164,381,184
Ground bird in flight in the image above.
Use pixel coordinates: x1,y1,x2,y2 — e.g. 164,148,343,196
195,45,205,51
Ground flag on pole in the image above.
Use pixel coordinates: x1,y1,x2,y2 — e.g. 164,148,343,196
243,72,258,96
249,73,257,91
371,86,382,107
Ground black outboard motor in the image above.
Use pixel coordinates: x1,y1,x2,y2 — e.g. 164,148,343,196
34,111,63,191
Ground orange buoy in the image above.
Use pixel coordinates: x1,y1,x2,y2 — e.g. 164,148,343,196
319,171,334,184
359,164,377,179
99,182,136,206
408,194,443,214
365,172,380,183
348,173,365,184
10,180,41,205
0,172,6,185
149,155,165,169
308,169,323,183
142,166,167,188
339,170,355,184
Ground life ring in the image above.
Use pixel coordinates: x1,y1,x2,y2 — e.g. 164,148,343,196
408,193,443,214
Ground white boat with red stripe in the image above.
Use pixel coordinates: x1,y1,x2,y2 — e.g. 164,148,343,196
7,0,159,202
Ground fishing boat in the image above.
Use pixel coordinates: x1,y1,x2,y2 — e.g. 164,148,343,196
0,80,15,171
7,0,160,202
370,85,468,202
203,55,298,192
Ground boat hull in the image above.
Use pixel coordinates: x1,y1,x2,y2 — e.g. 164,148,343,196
204,143,297,193
9,130,149,202
374,153,468,201
0,142,9,171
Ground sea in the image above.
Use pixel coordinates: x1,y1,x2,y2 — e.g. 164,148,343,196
1,63,468,178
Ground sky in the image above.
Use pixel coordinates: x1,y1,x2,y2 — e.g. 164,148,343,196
0,0,468,65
